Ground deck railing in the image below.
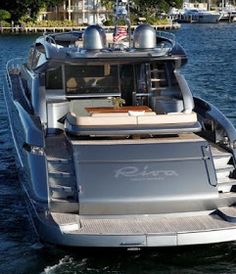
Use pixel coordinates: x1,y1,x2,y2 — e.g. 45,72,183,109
156,31,176,47
6,58,25,92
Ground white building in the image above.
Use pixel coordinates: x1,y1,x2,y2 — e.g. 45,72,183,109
39,0,110,25
183,0,208,10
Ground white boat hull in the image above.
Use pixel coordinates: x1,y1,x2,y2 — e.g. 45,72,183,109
198,13,221,23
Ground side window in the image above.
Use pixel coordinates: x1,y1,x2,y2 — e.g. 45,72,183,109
26,47,35,70
26,44,46,70
46,67,63,89
120,64,134,105
65,64,120,95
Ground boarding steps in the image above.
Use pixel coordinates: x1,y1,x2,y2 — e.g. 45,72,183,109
211,145,236,193
45,134,79,213
149,65,167,93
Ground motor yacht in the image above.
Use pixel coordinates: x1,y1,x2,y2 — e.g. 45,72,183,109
4,23,236,247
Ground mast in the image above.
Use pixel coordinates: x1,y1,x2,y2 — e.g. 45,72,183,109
114,0,131,48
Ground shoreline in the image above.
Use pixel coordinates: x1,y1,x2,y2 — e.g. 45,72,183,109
0,23,180,34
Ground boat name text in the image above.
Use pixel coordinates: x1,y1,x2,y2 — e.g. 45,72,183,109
114,165,178,181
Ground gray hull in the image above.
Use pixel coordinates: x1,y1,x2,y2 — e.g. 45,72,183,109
35,206,236,247
4,26,236,248
29,134,236,247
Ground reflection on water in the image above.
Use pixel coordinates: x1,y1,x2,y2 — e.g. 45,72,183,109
176,23,236,125
1,25,236,273
39,244,236,274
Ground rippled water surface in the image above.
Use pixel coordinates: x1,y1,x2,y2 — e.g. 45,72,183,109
1,24,236,273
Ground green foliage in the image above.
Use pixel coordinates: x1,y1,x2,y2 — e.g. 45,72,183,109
132,0,183,19
101,0,113,10
103,16,130,26
103,16,114,26
0,9,11,27
0,0,63,23
43,0,64,6
131,0,176,18
103,0,183,25
0,20,10,27
0,0,181,25
23,20,77,27
0,9,11,21
146,17,169,25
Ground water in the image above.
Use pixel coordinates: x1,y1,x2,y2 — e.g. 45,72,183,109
176,23,236,125
1,24,236,273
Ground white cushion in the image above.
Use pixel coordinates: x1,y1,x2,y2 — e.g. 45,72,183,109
91,112,130,117
66,111,197,128
137,112,197,125
66,112,137,126
91,112,157,117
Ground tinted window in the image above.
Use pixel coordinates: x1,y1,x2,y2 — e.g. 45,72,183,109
46,66,63,89
65,64,119,95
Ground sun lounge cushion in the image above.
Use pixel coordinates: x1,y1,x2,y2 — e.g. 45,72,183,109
66,112,137,126
64,111,201,135
66,111,197,127
137,112,197,125
91,112,157,117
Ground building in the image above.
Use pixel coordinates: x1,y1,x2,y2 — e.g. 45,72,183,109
38,0,110,25
183,1,208,10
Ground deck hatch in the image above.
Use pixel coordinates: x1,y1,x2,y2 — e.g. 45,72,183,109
72,138,218,215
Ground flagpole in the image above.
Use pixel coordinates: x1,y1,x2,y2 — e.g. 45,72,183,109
114,0,131,48
127,1,131,49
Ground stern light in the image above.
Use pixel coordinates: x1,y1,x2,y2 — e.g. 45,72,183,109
23,143,44,156
60,223,80,233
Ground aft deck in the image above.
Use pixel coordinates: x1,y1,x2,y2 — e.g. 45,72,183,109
39,205,236,247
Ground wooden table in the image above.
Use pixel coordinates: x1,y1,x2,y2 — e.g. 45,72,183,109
86,105,152,114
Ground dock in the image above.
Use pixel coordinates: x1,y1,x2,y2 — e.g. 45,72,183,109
0,24,180,34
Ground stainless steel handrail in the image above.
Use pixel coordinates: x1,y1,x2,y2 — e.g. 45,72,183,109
156,31,176,47
174,69,194,113
43,33,59,49
5,58,25,92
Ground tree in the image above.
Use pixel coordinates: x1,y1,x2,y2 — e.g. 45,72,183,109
0,9,11,27
0,9,11,22
102,0,183,24
0,0,63,22
132,0,183,18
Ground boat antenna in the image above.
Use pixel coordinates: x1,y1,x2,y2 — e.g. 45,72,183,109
114,0,132,48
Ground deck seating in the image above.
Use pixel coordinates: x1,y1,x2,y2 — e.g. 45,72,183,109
64,96,201,136
137,112,197,125
91,111,157,117
66,103,157,127
66,111,197,127
66,112,137,126
151,96,184,114
64,107,200,136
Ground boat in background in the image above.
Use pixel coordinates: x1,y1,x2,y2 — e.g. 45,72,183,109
170,7,221,23
4,0,236,248
219,5,236,22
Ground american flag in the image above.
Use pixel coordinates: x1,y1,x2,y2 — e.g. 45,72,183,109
113,26,128,42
